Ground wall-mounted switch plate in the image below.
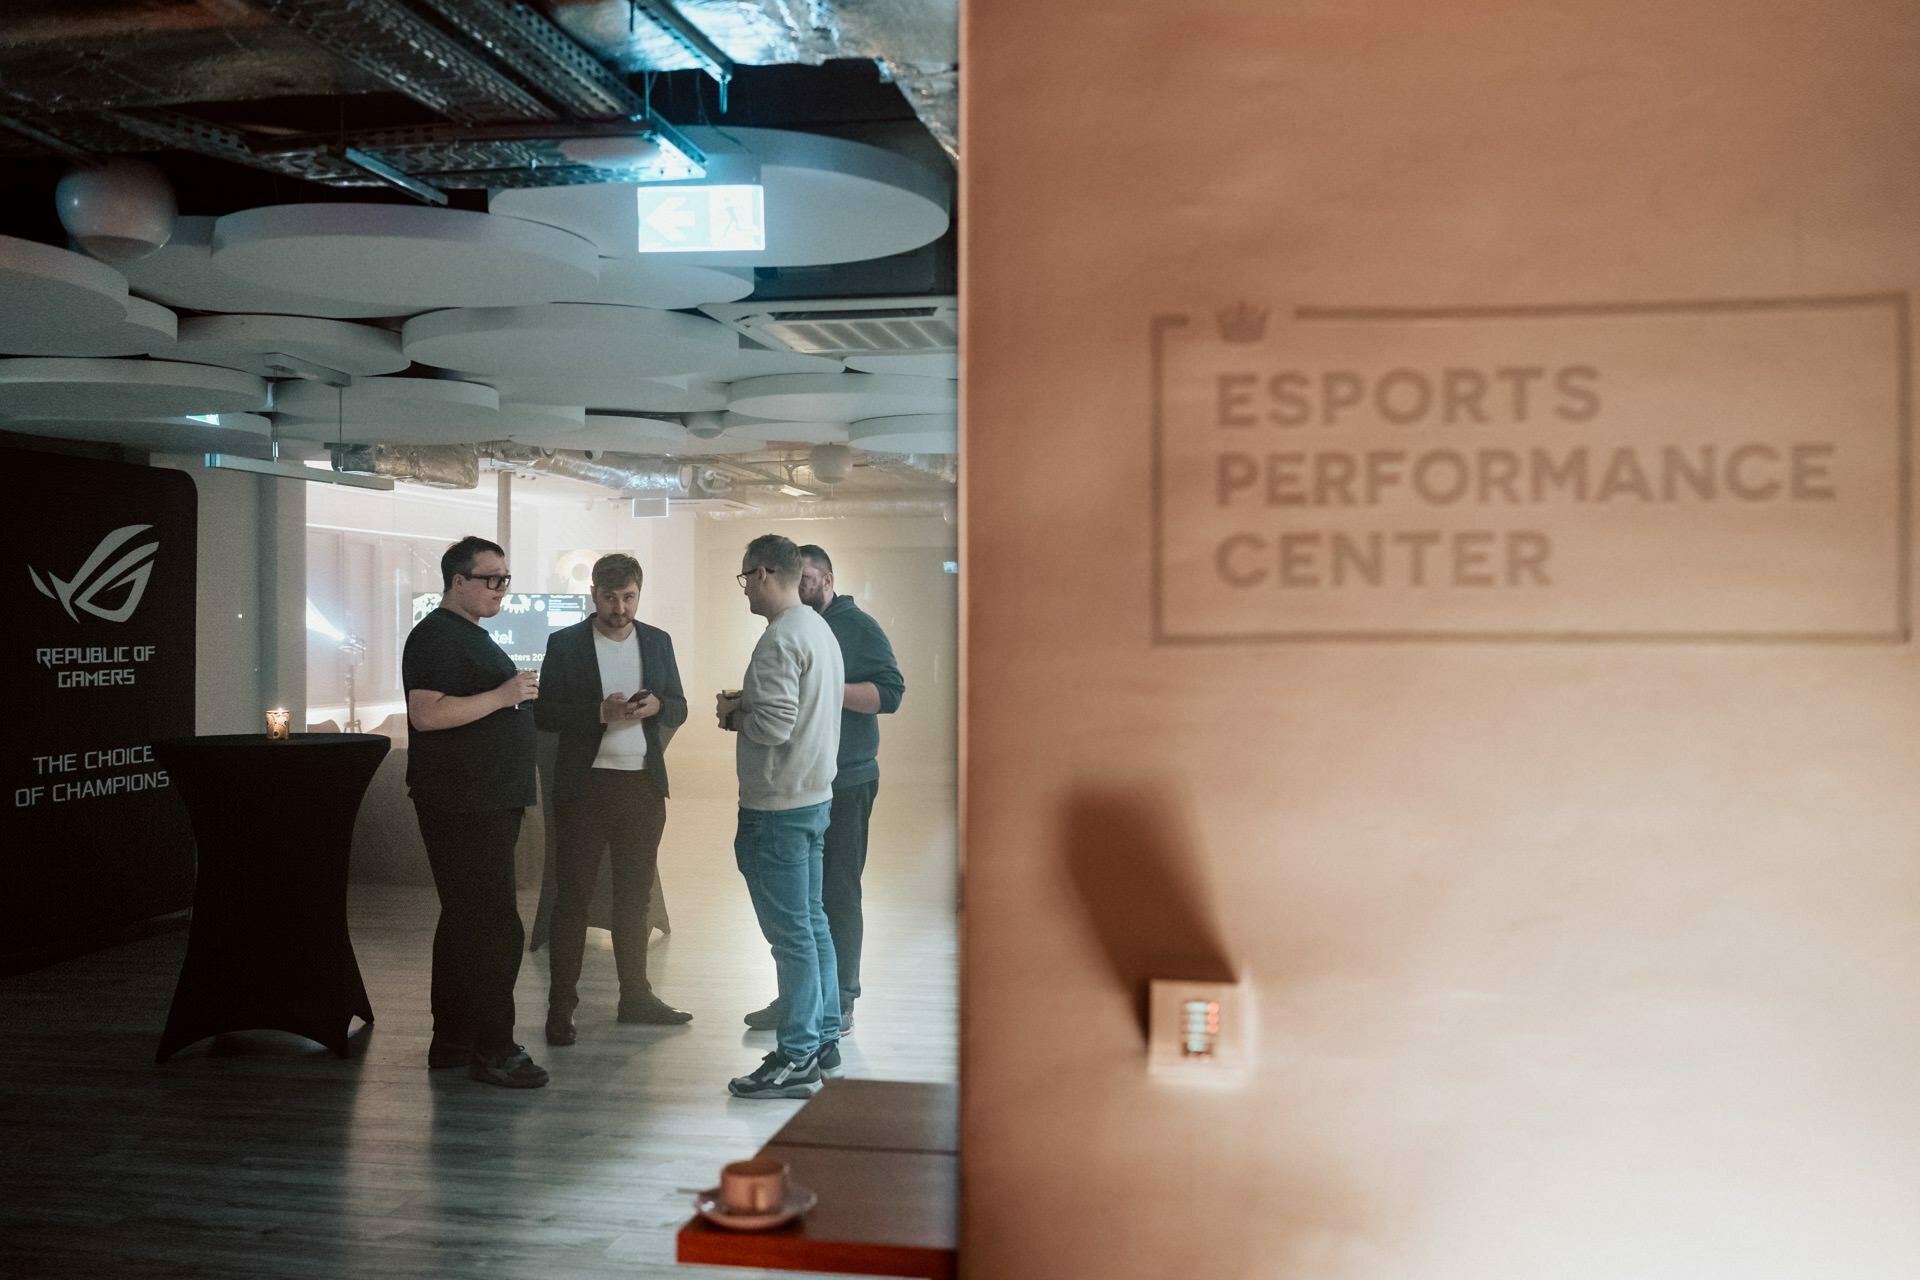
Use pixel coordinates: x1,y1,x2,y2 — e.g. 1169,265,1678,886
1148,979,1249,1080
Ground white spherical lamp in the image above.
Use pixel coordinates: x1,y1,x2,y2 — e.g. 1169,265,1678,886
809,443,853,484
56,158,178,261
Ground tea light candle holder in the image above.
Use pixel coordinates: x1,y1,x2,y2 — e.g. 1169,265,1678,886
265,708,291,741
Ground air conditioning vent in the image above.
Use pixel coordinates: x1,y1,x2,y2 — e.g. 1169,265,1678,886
701,296,957,357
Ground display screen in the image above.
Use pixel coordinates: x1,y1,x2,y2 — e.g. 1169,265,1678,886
410,593,589,670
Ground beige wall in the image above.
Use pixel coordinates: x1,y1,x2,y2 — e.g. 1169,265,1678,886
962,2,1920,1277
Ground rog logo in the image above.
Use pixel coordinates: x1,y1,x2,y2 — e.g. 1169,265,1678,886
30,524,159,624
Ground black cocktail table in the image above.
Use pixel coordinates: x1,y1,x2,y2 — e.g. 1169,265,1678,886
154,733,389,1062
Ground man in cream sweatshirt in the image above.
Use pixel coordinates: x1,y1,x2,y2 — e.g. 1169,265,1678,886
716,534,846,1098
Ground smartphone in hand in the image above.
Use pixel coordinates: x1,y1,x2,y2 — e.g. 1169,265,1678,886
628,688,651,704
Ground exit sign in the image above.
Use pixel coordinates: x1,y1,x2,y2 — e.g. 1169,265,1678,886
635,185,765,253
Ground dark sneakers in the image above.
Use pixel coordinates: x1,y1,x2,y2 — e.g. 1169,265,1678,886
617,991,693,1025
743,999,853,1036
468,1043,550,1089
817,1039,844,1080
728,1051,823,1099
427,1035,471,1070
544,1007,577,1047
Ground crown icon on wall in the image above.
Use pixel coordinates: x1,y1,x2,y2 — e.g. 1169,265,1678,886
1216,300,1269,343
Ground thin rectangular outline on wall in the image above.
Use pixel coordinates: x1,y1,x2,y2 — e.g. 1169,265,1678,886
1149,292,1913,646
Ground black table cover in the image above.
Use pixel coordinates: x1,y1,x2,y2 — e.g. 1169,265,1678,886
154,733,389,1061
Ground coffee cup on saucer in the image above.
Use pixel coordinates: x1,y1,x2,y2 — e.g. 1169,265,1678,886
720,1157,788,1216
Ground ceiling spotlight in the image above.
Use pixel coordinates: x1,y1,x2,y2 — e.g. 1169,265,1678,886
56,157,177,260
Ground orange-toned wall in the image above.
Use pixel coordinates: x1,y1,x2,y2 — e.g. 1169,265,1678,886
961,2,1920,1276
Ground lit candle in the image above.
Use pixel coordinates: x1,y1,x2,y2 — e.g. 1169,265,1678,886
266,708,291,741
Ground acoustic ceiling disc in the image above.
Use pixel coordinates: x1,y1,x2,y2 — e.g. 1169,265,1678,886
403,303,736,381
10,296,177,358
452,368,730,414
272,376,499,445
727,372,957,422
566,412,763,456
0,411,271,453
168,314,407,379
849,414,958,453
0,234,131,353
844,352,958,379
496,403,587,446
0,357,266,418
559,258,754,309
720,412,850,444
710,342,844,380
212,205,601,311
119,217,420,319
491,127,949,267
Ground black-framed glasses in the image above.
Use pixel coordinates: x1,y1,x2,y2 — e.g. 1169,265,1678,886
735,567,767,587
462,573,512,590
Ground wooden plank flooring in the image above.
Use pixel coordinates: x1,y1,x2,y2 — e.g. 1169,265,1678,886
0,789,957,1279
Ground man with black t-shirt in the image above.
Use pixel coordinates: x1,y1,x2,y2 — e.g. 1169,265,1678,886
402,536,548,1089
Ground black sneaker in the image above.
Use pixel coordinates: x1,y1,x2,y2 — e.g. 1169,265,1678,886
427,1035,471,1070
727,1051,822,1099
742,998,783,1030
467,1043,549,1089
817,1039,844,1079
617,991,692,1025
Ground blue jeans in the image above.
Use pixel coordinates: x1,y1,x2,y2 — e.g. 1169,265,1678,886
734,801,839,1062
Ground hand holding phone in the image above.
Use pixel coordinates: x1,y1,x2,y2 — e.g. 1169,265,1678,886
627,688,651,704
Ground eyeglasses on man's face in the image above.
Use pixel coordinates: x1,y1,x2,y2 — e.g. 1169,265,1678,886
462,572,512,591
735,566,768,588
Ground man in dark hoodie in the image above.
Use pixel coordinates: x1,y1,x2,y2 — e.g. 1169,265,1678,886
743,544,905,1034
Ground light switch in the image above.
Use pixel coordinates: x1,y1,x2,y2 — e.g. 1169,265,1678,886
1148,978,1249,1080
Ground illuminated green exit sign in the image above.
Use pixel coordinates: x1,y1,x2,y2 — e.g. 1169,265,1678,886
635,185,765,253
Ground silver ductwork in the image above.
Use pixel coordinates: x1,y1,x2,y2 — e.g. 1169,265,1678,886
702,498,953,521
331,443,479,489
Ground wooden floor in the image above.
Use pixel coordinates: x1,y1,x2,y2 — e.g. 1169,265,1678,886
0,788,958,1280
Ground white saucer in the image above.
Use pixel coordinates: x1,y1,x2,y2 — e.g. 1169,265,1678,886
694,1183,818,1231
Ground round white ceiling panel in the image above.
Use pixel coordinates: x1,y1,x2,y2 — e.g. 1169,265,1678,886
0,358,266,419
118,217,422,320
713,343,844,380
0,234,131,354
561,257,754,309
1,411,271,453
570,411,696,452
495,403,587,445
845,352,958,379
727,372,956,422
272,376,499,445
849,414,958,453
491,127,950,267
402,304,737,381
211,205,601,311
167,314,407,379
13,296,177,358
720,412,851,445
449,367,731,414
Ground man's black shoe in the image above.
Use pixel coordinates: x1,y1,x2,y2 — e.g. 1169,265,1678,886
817,1038,844,1079
617,991,693,1025
544,1007,576,1046
468,1043,549,1088
427,1035,471,1070
742,998,783,1030
728,1051,823,1099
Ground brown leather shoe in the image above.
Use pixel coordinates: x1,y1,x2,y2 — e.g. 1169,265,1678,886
544,1007,577,1046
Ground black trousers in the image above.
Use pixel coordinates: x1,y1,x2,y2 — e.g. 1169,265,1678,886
416,805,525,1052
821,779,878,1005
548,767,667,1008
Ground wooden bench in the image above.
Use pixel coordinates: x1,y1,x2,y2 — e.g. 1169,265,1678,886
676,1078,958,1279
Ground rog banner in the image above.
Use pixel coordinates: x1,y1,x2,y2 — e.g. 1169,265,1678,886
6,449,197,972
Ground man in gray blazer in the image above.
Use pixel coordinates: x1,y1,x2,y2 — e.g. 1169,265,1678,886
534,554,690,1044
